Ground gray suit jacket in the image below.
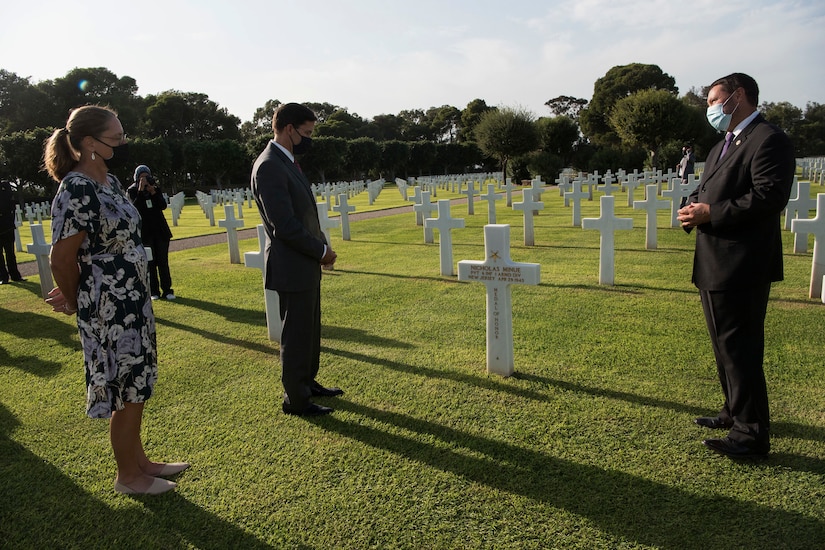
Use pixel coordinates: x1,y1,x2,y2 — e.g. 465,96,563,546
686,114,794,291
251,142,326,292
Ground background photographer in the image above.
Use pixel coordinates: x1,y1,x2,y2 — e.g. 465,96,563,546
127,165,175,300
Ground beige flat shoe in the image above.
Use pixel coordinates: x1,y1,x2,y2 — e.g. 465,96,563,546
157,462,190,476
115,477,177,495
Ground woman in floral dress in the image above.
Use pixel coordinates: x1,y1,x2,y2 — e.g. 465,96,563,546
43,105,188,495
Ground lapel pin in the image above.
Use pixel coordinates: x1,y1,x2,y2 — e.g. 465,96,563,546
735,139,741,146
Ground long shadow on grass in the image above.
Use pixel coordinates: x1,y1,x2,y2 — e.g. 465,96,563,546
332,267,465,284
515,372,825,459
313,400,825,549
322,346,825,470
156,317,275,356
0,306,75,376
162,296,262,324
322,325,413,348
0,403,277,549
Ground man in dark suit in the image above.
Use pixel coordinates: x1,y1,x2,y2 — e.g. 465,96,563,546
678,73,795,458
251,102,341,416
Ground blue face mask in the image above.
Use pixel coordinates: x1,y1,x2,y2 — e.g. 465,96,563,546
706,92,738,133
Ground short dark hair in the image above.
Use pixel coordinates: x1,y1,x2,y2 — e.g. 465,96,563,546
272,103,317,132
709,73,759,105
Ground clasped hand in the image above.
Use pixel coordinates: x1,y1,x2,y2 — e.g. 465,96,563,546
45,287,77,315
677,202,711,229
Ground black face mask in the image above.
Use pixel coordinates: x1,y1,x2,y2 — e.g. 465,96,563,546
103,143,130,169
291,131,313,155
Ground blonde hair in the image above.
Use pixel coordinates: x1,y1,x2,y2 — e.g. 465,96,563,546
43,105,118,181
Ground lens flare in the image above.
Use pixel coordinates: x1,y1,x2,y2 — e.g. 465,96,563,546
78,80,89,92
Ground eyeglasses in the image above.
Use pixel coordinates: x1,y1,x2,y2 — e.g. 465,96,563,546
93,134,127,147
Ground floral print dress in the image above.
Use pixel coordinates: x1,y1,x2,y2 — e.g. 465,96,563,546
51,171,157,419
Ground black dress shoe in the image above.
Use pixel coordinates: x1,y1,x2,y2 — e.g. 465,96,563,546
311,383,344,397
694,416,733,430
703,437,769,458
282,402,333,416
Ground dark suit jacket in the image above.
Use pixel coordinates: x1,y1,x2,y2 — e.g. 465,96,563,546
687,114,794,291
251,142,326,293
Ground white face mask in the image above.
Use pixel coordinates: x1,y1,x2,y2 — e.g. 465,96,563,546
706,92,738,133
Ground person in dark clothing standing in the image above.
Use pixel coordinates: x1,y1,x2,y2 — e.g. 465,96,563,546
678,73,794,458
127,165,175,300
0,180,23,284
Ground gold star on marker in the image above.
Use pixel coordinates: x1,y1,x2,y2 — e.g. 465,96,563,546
490,250,501,261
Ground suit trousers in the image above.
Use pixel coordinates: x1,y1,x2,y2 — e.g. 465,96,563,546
699,283,772,446
278,286,322,409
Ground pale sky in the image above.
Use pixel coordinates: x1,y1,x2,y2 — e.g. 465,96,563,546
2,0,824,123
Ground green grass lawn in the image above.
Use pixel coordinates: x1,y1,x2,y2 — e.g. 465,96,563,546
1,182,824,549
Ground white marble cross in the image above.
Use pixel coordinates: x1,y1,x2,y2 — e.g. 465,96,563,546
633,184,670,249
461,180,479,215
564,180,589,227
424,199,465,276
413,191,437,243
597,173,617,196
791,193,825,300
218,204,245,264
624,173,642,207
501,178,515,207
458,224,540,377
333,193,356,240
204,195,216,226
512,188,544,246
480,184,501,224
785,180,817,253
409,186,423,224
529,177,545,214
26,224,53,298
170,192,185,226
582,195,633,285
317,201,340,245
661,177,696,227
244,224,281,342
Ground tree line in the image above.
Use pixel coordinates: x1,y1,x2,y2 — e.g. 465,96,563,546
1,64,823,201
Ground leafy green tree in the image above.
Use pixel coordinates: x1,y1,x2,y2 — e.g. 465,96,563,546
795,102,825,157
681,86,708,109
460,99,494,143
128,138,173,188
0,70,53,133
761,101,803,135
580,63,678,146
0,127,59,196
536,115,580,167
434,142,484,175
379,140,409,180
183,139,246,188
345,137,380,178
314,109,367,139
145,91,241,140
39,67,144,133
425,105,462,143
241,99,282,140
361,114,402,141
544,95,588,119
474,107,539,181
408,141,437,176
302,136,348,183
608,89,694,170
398,109,434,141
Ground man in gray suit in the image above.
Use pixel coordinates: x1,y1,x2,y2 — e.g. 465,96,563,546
251,103,341,416
678,73,794,457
